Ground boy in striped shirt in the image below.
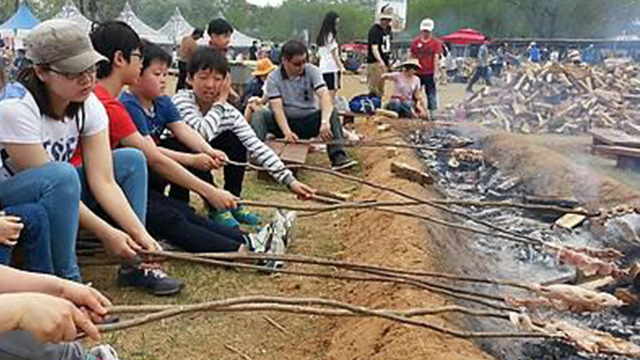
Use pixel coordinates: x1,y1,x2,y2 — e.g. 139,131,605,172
171,47,314,226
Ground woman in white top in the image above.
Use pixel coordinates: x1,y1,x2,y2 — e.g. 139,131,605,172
0,17,143,360
316,11,345,98
0,20,163,279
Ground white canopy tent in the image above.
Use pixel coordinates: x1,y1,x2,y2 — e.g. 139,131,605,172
158,7,195,45
116,1,171,45
53,0,92,32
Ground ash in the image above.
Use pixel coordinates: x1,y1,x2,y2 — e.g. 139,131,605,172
409,128,640,360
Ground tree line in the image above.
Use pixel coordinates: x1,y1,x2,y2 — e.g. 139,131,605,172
1,0,639,43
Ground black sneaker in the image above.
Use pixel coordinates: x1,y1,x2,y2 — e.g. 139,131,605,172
330,154,358,171
118,266,184,296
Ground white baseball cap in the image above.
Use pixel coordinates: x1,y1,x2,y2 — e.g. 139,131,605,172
380,5,394,20
420,18,435,32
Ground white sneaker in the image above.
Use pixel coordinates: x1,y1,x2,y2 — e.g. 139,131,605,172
86,345,120,360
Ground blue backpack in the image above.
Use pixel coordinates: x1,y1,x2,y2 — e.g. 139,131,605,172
348,94,381,114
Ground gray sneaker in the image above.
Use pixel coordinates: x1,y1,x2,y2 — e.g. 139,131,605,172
274,209,297,247
246,210,297,252
246,225,271,253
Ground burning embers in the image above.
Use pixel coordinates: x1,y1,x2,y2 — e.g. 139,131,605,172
449,148,485,169
410,127,640,359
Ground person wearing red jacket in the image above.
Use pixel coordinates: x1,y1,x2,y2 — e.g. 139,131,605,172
410,18,443,115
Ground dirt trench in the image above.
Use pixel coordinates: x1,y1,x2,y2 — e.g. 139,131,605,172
324,121,493,360
327,125,640,360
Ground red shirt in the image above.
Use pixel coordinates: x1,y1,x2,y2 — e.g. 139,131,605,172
410,37,443,76
70,83,138,166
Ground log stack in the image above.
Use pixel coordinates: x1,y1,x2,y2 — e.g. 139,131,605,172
448,59,640,135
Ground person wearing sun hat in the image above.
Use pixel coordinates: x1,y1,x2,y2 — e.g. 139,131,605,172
381,58,427,118
241,57,277,114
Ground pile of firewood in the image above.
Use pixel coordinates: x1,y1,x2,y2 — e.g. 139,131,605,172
447,59,640,135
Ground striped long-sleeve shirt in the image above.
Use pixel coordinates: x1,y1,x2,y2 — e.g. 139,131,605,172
172,90,295,185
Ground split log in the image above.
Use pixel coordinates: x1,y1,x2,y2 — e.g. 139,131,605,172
390,162,434,186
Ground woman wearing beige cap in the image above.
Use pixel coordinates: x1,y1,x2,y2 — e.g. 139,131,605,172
0,19,164,260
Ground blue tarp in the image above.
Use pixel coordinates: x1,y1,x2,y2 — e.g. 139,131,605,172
0,3,40,31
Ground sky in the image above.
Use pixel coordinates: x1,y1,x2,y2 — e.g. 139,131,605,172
245,0,285,7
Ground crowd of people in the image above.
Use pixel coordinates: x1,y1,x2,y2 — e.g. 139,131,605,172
0,10,364,358
0,3,621,359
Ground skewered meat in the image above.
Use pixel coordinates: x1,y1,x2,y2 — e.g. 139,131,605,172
506,284,622,313
557,248,628,278
451,148,484,163
545,321,640,357
531,284,622,312
564,246,624,261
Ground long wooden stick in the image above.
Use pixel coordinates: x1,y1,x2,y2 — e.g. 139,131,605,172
140,250,513,311
224,344,254,360
237,199,593,217
175,252,531,291
272,138,450,151
110,302,512,319
228,160,548,248
100,296,553,339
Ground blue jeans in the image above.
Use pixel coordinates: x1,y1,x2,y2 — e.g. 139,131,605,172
386,98,416,118
76,148,148,225
0,203,53,274
0,162,81,280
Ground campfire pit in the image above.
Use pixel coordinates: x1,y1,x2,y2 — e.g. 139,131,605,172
409,126,640,360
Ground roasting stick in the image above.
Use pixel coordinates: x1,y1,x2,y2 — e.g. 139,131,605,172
97,296,555,340
271,138,451,152
138,250,513,311
236,198,594,217
228,160,546,246
227,160,606,255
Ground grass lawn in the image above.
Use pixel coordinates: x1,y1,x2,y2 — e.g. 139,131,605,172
82,150,364,360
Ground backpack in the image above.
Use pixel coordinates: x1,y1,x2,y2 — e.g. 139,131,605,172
348,94,381,114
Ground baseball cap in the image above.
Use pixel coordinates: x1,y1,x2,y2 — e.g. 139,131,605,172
25,19,106,73
380,5,394,20
420,18,435,32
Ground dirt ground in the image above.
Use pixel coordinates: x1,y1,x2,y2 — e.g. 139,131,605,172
77,76,496,359
83,127,493,360
78,72,640,359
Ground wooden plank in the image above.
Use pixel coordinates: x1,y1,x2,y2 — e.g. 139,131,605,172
259,141,308,181
279,143,309,165
594,145,640,158
555,213,587,229
265,140,286,157
589,128,640,148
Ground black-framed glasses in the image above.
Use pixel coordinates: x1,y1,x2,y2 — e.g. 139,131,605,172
130,52,143,60
48,65,97,81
